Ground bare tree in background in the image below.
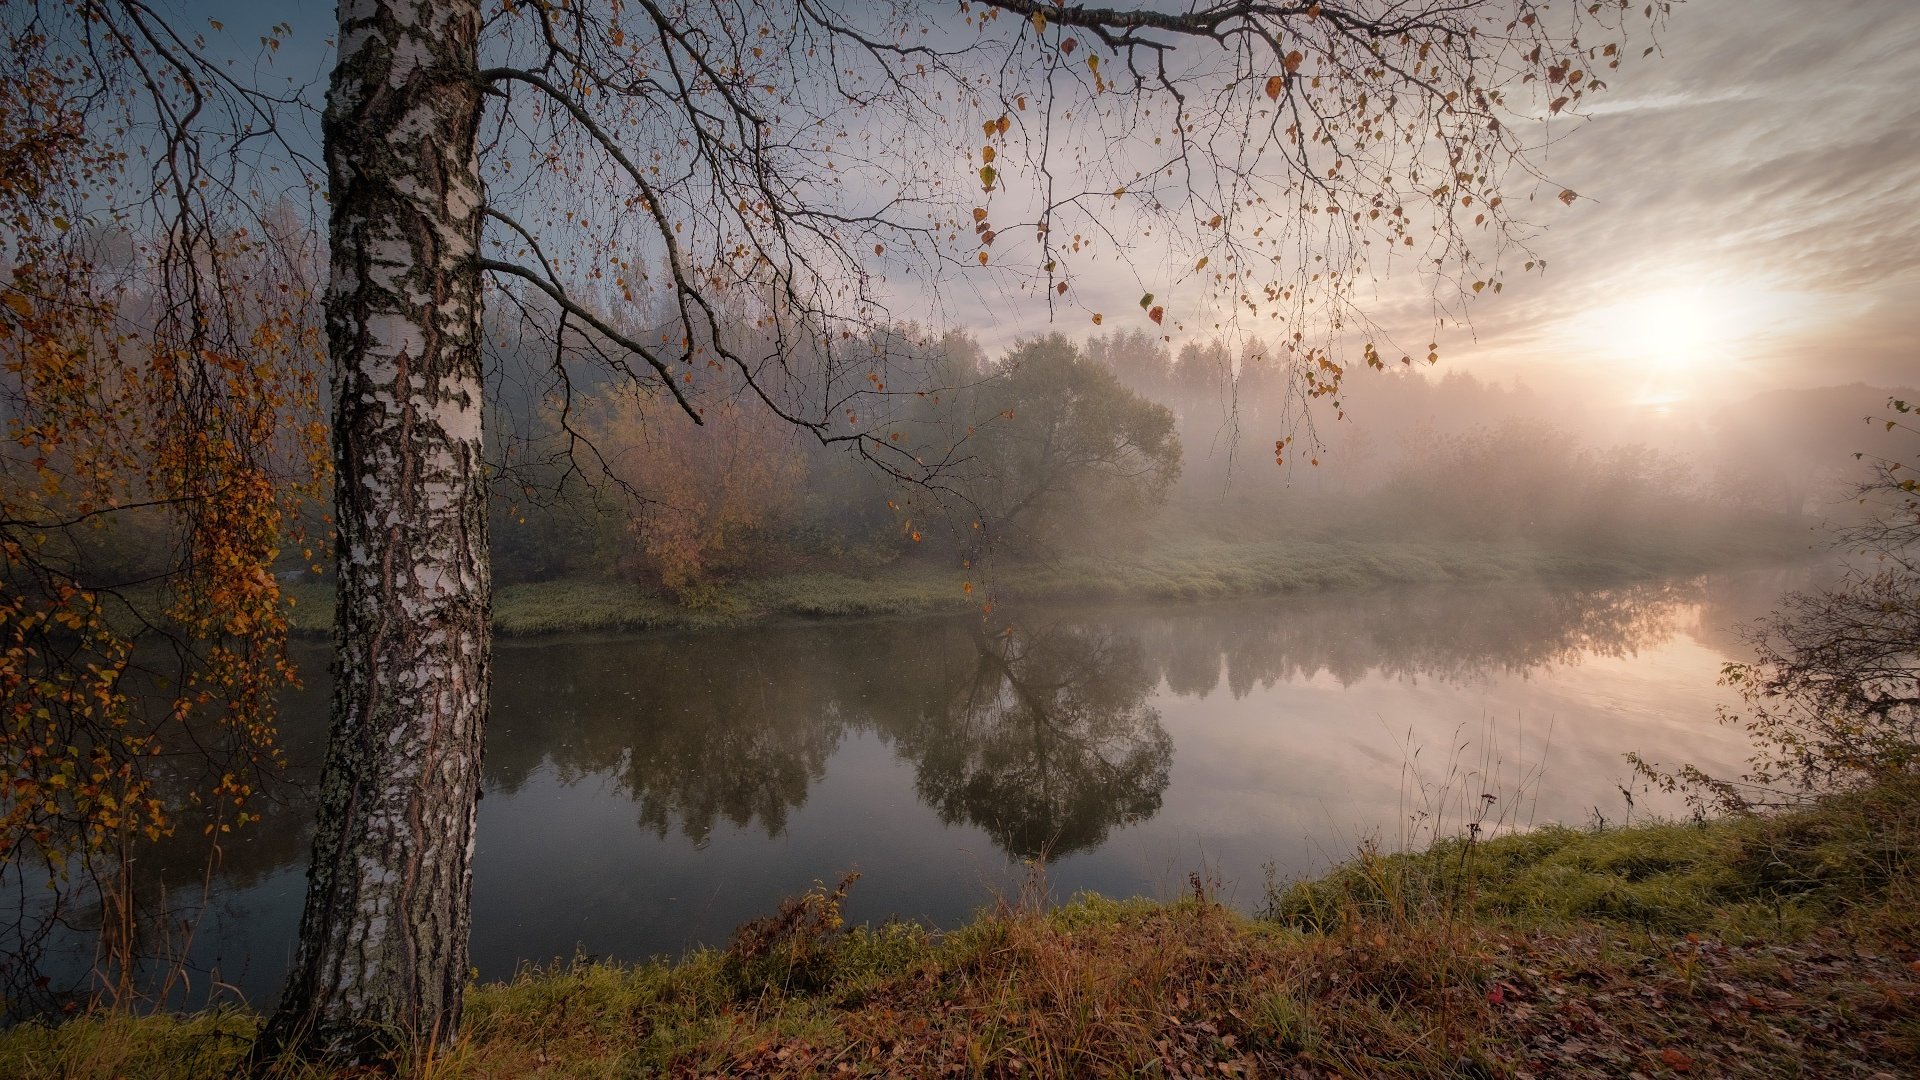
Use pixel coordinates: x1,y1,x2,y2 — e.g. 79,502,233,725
1629,398,1918,815
1696,401,1918,807
3,0,1667,1062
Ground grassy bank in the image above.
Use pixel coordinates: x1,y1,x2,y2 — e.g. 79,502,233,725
283,519,1814,638
6,778,1914,1078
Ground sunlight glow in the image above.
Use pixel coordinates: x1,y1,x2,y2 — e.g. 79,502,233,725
1569,283,1826,408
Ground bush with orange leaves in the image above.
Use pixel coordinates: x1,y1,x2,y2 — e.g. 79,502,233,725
580,385,805,602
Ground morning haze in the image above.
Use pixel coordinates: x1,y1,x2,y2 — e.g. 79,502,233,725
1,0,1915,1075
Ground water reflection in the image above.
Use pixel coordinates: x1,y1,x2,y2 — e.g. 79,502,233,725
488,634,855,841
487,617,1172,859
12,567,1810,1009
899,622,1171,859
1135,578,1701,696
480,578,1709,860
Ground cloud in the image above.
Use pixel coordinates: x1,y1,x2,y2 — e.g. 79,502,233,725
1445,0,1920,392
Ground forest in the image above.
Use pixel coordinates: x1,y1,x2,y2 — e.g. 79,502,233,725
343,319,1880,619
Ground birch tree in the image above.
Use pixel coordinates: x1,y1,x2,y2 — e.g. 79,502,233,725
4,0,1667,1063
253,1,492,1059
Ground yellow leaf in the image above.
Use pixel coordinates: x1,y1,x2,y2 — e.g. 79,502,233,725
1031,11,1046,34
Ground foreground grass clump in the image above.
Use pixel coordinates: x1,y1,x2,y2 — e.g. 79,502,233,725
1267,777,1920,942
6,782,1916,1078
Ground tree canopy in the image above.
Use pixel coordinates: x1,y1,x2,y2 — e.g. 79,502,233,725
0,0,1668,1062
958,334,1181,554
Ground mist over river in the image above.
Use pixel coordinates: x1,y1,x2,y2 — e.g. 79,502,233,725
66,565,1814,1009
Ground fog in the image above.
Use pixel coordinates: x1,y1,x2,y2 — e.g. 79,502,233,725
465,307,1914,600
8,0,1918,1029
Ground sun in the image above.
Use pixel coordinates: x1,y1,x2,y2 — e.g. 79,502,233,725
1607,289,1740,408
1613,289,1733,377
1566,282,1820,410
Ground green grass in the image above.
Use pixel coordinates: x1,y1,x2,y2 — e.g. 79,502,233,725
5,778,1915,1078
1264,776,1920,940
280,518,1812,638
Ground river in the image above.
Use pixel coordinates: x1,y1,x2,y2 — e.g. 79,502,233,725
17,564,1813,1011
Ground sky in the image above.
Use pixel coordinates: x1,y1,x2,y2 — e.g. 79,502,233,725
1448,0,1920,406
182,0,1919,412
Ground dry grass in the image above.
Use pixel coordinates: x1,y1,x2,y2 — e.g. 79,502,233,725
5,781,1916,1078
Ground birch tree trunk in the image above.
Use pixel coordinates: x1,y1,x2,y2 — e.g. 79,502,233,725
259,0,489,1062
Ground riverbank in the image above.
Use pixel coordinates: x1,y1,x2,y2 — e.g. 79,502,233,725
285,522,1815,637
6,777,1913,1078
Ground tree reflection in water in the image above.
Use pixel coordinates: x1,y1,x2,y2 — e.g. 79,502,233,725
1134,578,1708,697
485,631,871,841
482,618,1173,861
17,570,1800,1009
69,576,1736,900
898,621,1172,860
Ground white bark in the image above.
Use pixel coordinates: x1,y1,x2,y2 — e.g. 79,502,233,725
260,0,490,1062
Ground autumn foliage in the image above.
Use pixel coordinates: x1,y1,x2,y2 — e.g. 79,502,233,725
582,387,805,600
0,22,325,887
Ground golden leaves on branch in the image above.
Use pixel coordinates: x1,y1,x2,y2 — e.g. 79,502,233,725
0,65,324,866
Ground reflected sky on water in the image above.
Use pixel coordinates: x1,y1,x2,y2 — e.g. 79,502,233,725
31,567,1806,1010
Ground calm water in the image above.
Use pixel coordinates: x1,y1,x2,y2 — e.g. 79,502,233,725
30,566,1813,1010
